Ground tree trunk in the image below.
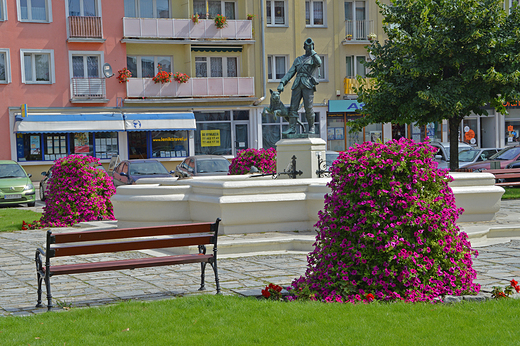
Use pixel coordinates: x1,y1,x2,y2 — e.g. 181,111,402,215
448,117,462,171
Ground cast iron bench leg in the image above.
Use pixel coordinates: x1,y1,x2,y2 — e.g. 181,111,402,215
44,269,53,311
35,252,43,308
199,262,207,291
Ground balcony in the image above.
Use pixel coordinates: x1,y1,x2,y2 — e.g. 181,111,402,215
71,78,107,102
344,20,374,42
344,77,374,95
68,16,103,41
123,18,253,41
126,77,255,99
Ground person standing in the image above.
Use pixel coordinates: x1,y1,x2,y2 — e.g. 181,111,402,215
277,38,322,135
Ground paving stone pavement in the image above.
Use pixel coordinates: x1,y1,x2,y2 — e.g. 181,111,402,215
2,200,520,316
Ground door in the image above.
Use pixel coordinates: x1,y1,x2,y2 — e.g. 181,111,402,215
234,123,248,155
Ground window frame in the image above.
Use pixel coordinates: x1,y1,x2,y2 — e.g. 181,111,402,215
194,56,239,78
266,0,287,26
69,50,104,79
17,0,53,23
67,0,100,17
346,55,366,78
20,49,55,84
193,0,236,20
314,54,327,82
126,55,173,78
267,54,288,82
0,49,11,84
0,0,7,21
124,0,170,18
305,0,326,27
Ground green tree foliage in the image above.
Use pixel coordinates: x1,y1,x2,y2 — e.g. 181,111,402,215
354,0,520,169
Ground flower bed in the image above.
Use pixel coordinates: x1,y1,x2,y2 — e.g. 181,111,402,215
228,148,276,175
288,139,480,303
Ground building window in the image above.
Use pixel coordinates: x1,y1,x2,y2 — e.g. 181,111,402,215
127,56,172,78
0,49,11,83
16,132,119,161
345,1,367,39
195,57,238,77
267,55,287,81
70,51,104,98
305,0,324,26
71,53,101,78
124,0,169,18
262,112,320,149
346,55,366,78
0,0,7,21
314,54,327,81
194,111,249,156
69,0,98,16
18,0,52,22
193,1,236,19
266,0,286,26
21,49,54,84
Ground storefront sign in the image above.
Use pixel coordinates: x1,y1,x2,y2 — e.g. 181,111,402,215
21,104,28,118
201,130,221,147
152,137,187,142
503,101,520,108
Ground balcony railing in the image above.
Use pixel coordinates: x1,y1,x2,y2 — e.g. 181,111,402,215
71,77,106,99
68,16,103,39
344,77,374,94
126,77,255,98
345,20,374,41
123,18,253,40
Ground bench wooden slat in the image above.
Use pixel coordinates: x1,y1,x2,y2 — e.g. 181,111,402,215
486,168,520,174
491,173,520,179
52,235,213,257
44,254,213,276
496,181,520,186
53,222,214,243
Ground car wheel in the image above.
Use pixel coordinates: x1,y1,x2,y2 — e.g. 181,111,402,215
28,202,35,207
39,184,46,201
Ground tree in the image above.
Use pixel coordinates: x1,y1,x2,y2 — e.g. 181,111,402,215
354,0,520,170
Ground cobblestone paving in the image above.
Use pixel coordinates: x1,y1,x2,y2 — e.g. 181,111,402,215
1,227,519,316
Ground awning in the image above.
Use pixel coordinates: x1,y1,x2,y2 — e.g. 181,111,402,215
123,113,196,131
328,100,365,113
14,113,126,133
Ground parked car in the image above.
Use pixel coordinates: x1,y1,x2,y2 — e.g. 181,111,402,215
464,145,520,170
431,141,472,169
457,148,501,168
111,159,173,186
40,163,106,201
175,155,231,177
0,160,35,207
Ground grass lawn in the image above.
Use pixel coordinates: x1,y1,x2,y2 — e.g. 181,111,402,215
0,208,41,232
1,295,520,345
501,186,520,200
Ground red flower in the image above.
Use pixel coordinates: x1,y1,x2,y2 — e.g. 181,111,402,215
261,289,270,298
511,279,518,287
515,285,520,293
366,293,375,302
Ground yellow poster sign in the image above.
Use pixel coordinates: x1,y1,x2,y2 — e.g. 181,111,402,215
201,130,221,147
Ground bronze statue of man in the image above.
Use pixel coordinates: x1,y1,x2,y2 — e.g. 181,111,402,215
277,37,322,135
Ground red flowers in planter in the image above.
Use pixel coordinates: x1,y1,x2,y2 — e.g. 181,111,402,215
117,67,132,83
173,72,190,84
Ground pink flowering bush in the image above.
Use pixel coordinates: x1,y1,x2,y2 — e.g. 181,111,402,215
228,148,276,175
288,139,480,303
39,155,116,227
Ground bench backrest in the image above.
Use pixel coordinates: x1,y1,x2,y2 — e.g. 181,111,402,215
485,168,520,175
46,219,220,258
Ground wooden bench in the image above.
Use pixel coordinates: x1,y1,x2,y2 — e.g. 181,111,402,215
483,168,520,187
35,219,221,311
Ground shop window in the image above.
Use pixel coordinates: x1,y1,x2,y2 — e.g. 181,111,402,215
305,0,324,26
124,0,169,18
267,55,288,81
16,134,43,161
193,1,235,19
127,56,172,78
194,110,249,156
18,0,52,22
21,49,54,84
0,49,10,83
266,0,286,25
151,131,188,158
44,134,67,161
94,132,118,159
128,131,189,159
262,112,320,150
506,120,520,145
462,119,478,146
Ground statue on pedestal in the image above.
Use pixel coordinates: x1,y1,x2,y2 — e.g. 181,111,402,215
277,37,321,136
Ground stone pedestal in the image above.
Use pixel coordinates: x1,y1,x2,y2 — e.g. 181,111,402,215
275,137,327,179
